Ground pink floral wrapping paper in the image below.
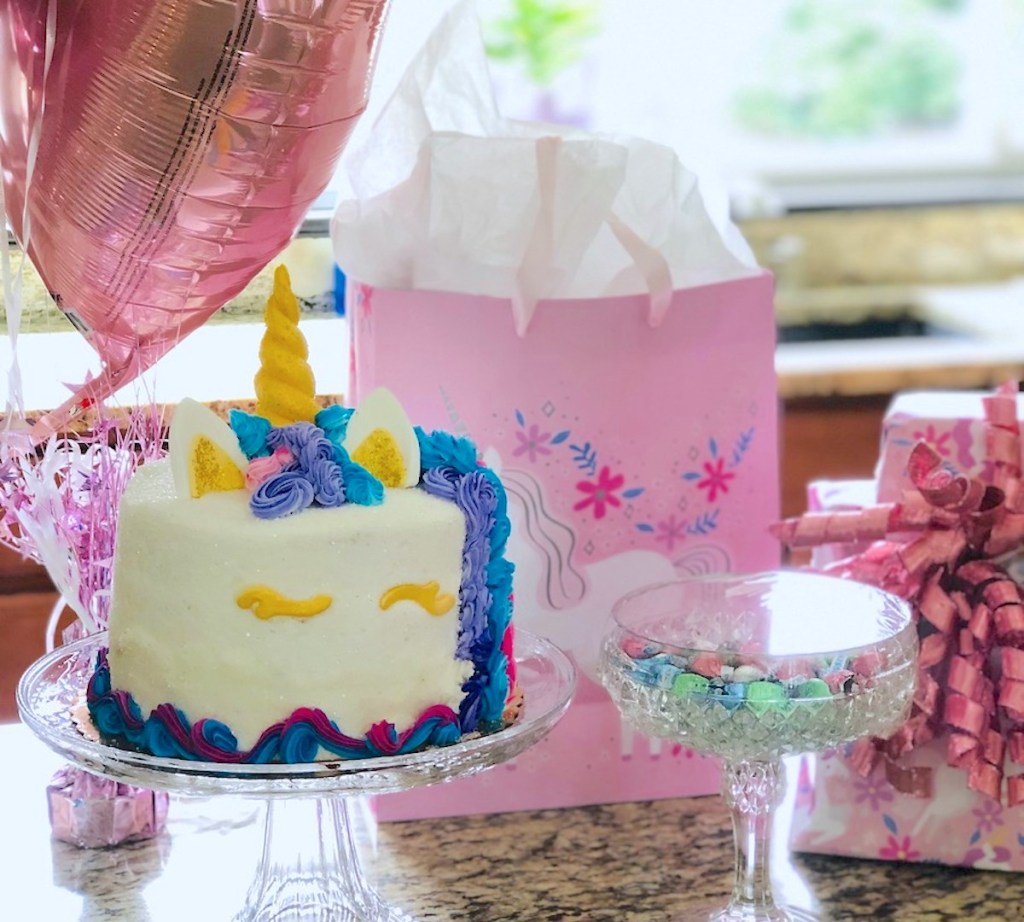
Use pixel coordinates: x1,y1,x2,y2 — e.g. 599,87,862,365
793,742,1024,871
784,383,1024,870
875,389,1024,503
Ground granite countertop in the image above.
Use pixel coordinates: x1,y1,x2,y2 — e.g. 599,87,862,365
2,724,1019,922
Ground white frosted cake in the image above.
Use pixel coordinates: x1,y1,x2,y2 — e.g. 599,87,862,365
87,267,517,762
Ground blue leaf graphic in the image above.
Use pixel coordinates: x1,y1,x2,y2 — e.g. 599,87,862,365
570,441,597,472
709,437,718,458
883,814,898,835
636,523,655,533
1018,833,1024,847
622,487,644,499
969,829,981,845
682,472,701,481
515,409,525,427
551,430,570,444
686,509,720,536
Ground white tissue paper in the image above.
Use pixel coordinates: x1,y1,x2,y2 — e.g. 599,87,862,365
331,0,761,335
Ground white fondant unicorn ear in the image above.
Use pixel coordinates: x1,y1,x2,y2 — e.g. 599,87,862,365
169,398,248,499
342,388,420,488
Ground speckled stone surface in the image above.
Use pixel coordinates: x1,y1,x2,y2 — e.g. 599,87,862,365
5,723,1022,922
370,798,1020,922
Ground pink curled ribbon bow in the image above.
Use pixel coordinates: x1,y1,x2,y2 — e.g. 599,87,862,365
772,381,1024,806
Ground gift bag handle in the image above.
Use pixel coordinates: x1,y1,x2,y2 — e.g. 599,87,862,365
513,136,675,336
605,212,674,328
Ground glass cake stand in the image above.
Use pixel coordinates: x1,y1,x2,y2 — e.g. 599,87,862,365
18,630,576,922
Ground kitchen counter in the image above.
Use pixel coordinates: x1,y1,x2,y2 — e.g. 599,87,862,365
1,723,1018,922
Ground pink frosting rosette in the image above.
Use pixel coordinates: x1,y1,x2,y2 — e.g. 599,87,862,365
773,381,1024,806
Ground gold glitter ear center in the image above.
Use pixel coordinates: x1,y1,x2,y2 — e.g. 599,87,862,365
189,435,245,498
352,428,406,488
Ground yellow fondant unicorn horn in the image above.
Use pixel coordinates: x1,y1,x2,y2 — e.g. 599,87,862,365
255,265,319,426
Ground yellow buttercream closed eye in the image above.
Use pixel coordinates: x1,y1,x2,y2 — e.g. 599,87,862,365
379,581,456,616
237,586,332,620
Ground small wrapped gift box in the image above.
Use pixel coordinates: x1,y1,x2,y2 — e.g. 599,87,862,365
47,766,169,849
876,389,1024,502
776,382,1024,870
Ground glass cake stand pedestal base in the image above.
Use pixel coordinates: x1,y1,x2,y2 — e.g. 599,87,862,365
240,796,404,922
18,631,576,922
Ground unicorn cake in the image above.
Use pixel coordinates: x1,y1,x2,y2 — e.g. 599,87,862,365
86,266,517,763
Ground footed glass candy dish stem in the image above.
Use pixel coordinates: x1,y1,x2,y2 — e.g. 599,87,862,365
239,795,406,922
718,760,784,922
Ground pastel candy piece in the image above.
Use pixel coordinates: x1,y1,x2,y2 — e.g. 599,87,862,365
622,637,661,659
720,682,748,710
736,655,769,671
775,658,815,682
672,672,711,697
666,654,689,669
730,664,766,683
745,681,788,715
647,654,675,667
851,651,886,676
653,663,682,690
796,678,832,699
823,670,854,694
690,653,724,678
630,661,661,685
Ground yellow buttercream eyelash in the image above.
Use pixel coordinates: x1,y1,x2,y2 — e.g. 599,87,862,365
236,586,332,620
379,581,456,617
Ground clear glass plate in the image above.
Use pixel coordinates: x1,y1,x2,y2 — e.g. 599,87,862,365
17,629,577,798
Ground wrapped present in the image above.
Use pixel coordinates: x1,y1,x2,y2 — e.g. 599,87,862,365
876,389,1024,503
775,381,1024,869
47,766,169,849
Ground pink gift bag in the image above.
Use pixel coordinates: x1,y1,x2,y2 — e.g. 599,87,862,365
348,270,781,819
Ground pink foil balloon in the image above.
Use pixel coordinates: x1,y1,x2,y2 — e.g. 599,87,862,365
0,0,391,436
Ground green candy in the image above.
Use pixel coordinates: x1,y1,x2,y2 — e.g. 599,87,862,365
672,672,711,697
796,678,832,700
745,680,788,716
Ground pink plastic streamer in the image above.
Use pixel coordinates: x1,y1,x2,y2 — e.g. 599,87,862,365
774,381,1024,805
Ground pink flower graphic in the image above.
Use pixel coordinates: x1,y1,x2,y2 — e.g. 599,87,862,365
574,466,625,519
912,424,952,457
964,842,1013,869
972,799,1004,834
513,424,552,463
853,775,894,812
655,515,687,551
697,457,735,502
879,835,920,861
